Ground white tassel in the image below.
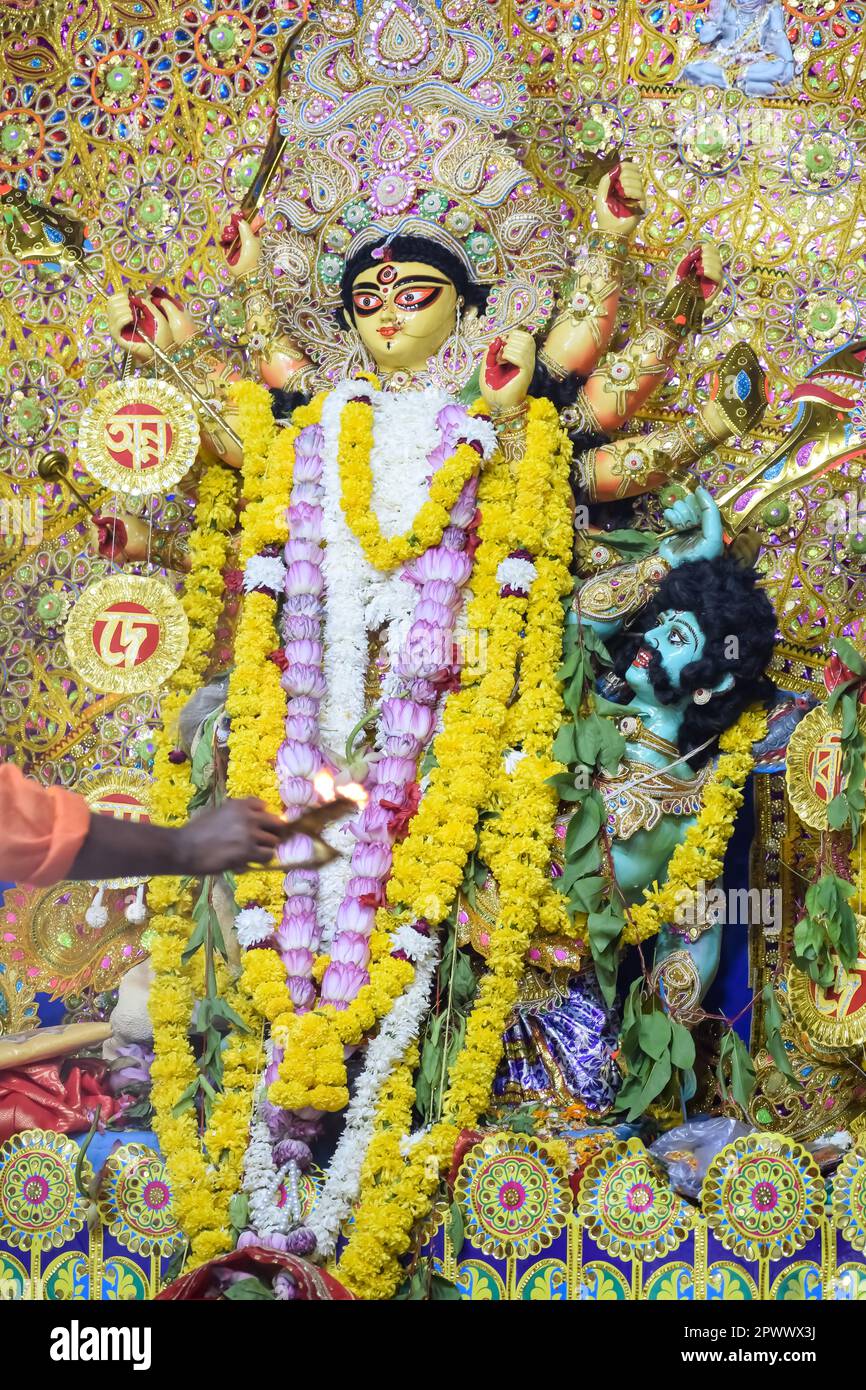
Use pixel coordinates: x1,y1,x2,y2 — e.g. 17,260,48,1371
85,885,108,930
125,883,148,926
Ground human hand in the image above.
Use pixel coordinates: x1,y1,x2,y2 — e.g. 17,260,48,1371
149,286,197,345
595,161,646,237
176,796,354,874
659,484,724,567
480,329,536,409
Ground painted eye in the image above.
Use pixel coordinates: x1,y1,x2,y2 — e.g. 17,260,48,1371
669,627,685,646
394,285,442,311
352,292,384,315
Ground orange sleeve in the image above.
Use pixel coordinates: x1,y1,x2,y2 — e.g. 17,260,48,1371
0,764,92,888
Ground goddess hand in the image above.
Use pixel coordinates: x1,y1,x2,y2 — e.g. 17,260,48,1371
89,510,151,565
595,161,646,237
668,241,724,304
105,289,173,363
480,329,536,409
221,212,263,278
659,485,724,567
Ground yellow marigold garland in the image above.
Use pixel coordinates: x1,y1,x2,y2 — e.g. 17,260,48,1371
268,399,565,1115
620,704,769,946
335,397,574,1298
337,393,482,571
148,461,268,1266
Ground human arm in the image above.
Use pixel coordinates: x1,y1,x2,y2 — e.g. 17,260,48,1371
0,763,351,887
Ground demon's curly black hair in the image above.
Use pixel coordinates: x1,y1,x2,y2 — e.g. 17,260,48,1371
609,554,777,769
336,234,490,330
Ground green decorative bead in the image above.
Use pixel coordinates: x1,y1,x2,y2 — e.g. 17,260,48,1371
809,301,838,333
207,23,238,54
0,123,24,153
660,484,686,507
762,499,790,527
36,592,65,623
805,143,833,175
14,397,43,432
576,118,604,147
848,534,866,556
138,195,166,227
107,65,135,93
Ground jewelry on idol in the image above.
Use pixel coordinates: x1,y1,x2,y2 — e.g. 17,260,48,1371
430,294,475,394
692,687,712,705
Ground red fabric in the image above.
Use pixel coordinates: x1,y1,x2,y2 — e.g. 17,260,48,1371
0,1060,119,1142
447,1129,485,1193
155,1246,355,1301
675,247,717,301
0,763,91,887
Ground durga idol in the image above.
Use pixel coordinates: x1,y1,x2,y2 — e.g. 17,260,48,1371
93,0,769,1285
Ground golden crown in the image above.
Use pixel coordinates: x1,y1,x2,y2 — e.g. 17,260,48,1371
258,0,568,378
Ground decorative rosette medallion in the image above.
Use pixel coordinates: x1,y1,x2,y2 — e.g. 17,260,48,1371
98,1144,183,1257
787,915,866,1053
77,378,199,494
784,704,864,831
831,1145,866,1252
0,1129,93,1251
64,574,189,695
576,1139,694,1261
701,1132,824,1261
453,1133,571,1260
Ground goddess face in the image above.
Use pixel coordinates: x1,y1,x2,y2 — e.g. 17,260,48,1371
626,609,706,698
349,259,458,372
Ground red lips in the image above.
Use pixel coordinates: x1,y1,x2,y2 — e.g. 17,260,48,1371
631,647,652,669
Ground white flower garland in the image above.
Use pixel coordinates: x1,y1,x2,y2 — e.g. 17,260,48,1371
315,384,493,937
244,1103,290,1238
306,924,440,1258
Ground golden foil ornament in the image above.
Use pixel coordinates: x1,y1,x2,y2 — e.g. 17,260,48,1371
77,378,199,494
64,574,188,695
783,704,862,831
788,915,866,1053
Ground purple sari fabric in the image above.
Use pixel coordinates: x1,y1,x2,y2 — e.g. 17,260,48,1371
495,969,621,1112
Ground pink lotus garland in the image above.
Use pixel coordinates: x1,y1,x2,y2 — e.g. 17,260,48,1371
263,405,479,1016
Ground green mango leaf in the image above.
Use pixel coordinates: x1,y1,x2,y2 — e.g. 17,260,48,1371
552,722,578,763
827,794,851,831
729,1031,757,1113
600,528,663,558
429,1273,462,1301
638,1009,672,1061
564,795,602,855
670,1019,696,1071
629,1053,672,1120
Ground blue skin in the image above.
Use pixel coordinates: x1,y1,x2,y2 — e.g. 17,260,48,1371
579,487,731,993
682,0,800,98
